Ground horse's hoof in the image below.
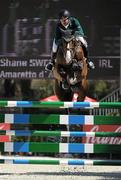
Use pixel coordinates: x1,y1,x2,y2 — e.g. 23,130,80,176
69,78,78,85
62,82,69,90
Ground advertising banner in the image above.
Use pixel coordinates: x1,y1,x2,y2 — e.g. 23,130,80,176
82,125,121,144
0,56,119,79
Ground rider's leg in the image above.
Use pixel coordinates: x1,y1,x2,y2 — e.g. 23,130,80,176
45,39,57,71
45,52,57,71
82,45,95,69
76,36,95,69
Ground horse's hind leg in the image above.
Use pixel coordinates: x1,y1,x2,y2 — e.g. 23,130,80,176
77,87,86,102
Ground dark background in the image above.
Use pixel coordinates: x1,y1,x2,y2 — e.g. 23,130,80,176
0,0,121,56
0,0,120,100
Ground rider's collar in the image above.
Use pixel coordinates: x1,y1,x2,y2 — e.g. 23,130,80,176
64,23,69,28
62,19,70,28
59,19,71,30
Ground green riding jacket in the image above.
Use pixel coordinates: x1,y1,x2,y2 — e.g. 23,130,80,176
54,17,85,44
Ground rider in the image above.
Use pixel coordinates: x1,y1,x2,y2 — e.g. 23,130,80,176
45,9,95,71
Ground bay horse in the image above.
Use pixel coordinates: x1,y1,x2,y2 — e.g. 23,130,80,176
53,33,88,102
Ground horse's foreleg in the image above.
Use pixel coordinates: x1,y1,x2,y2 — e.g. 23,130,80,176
54,79,73,101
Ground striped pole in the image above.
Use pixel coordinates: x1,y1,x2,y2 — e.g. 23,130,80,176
0,130,121,137
0,157,121,165
0,114,121,125
0,101,120,166
0,101,121,108
0,142,121,153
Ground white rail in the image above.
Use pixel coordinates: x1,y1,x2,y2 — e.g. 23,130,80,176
90,88,120,115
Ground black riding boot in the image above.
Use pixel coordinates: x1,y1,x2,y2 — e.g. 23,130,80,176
82,45,95,69
45,52,57,71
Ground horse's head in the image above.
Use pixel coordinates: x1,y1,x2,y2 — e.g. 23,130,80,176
55,30,88,92
58,30,84,64
60,35,75,65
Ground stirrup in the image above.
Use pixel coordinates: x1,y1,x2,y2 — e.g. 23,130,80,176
88,61,95,69
45,63,54,71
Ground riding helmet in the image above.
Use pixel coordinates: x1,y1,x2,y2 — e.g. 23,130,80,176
58,9,71,19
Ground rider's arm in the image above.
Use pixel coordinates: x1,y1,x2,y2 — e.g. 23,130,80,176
72,17,85,37
54,24,62,44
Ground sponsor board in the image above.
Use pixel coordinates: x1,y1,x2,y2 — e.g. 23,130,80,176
0,56,119,79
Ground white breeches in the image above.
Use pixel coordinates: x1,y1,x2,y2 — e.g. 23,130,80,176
75,36,88,47
52,36,87,53
52,39,58,53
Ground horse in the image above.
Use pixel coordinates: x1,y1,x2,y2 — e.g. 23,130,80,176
53,33,88,102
